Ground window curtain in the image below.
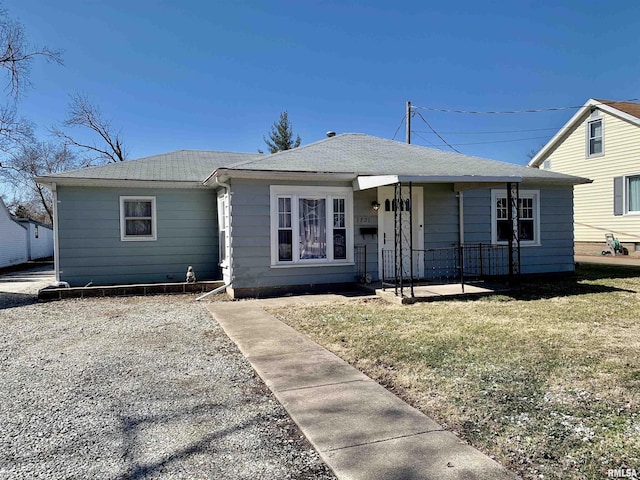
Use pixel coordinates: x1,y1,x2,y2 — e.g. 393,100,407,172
629,177,640,212
125,200,152,236
299,199,326,259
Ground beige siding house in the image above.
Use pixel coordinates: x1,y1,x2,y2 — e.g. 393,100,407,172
529,98,640,252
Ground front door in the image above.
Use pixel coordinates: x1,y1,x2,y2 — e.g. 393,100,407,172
377,185,424,280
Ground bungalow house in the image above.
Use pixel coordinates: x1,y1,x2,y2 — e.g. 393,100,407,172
528,98,640,253
36,133,588,298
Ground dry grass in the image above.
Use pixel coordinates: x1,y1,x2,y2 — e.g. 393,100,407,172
267,264,640,480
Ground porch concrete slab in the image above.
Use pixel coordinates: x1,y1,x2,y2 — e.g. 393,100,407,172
275,379,442,452
376,283,500,304
323,430,515,480
205,300,517,480
249,349,370,392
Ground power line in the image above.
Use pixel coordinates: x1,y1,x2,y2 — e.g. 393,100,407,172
392,113,406,141
413,134,552,147
414,111,460,153
411,131,440,148
410,126,562,135
412,98,640,115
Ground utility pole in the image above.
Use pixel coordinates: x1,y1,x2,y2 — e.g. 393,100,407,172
406,101,411,144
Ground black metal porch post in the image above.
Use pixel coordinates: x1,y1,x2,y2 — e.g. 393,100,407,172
506,182,521,284
409,182,414,298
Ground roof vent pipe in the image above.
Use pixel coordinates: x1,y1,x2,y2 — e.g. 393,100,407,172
326,131,336,138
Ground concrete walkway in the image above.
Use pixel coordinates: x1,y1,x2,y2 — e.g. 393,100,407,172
206,299,516,480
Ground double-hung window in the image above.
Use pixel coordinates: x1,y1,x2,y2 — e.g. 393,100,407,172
120,196,157,241
491,190,540,246
270,186,353,265
587,118,603,157
627,175,640,214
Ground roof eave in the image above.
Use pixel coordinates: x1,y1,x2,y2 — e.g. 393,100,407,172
354,174,524,191
528,100,596,167
206,168,358,185
529,98,640,167
34,176,206,189
521,176,593,185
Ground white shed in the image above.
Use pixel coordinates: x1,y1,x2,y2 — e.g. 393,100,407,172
0,198,28,268
15,218,54,260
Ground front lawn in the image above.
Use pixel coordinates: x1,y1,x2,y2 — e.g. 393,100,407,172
267,264,640,480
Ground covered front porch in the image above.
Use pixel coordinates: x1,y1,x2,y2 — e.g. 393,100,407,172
353,175,525,300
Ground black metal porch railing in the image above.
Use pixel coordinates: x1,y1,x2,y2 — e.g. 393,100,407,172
381,243,511,294
460,243,510,279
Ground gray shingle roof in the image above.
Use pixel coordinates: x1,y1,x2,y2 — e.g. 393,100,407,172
42,150,262,182
38,134,588,185
225,133,588,183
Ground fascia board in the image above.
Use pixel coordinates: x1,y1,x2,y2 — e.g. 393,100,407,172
529,98,640,168
528,101,594,167
34,177,204,189
206,168,357,185
354,175,523,191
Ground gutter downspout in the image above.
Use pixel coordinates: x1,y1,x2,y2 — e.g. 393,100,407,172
52,182,61,283
215,176,233,292
196,282,230,301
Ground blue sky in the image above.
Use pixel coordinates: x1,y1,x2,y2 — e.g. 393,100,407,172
7,0,640,165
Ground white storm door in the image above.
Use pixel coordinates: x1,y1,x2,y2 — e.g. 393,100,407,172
377,186,424,280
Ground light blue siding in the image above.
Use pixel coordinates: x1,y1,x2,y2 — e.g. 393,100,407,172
354,188,379,280
424,184,459,248
229,179,360,290
56,180,575,290
463,184,575,274
57,186,220,286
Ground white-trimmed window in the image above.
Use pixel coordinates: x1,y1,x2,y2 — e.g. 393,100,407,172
270,186,353,266
491,190,540,246
120,196,157,241
627,175,640,214
587,118,603,157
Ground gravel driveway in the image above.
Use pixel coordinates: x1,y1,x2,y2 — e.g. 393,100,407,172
0,295,336,479
0,263,55,308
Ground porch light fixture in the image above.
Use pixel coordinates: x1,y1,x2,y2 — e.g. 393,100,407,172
371,201,381,211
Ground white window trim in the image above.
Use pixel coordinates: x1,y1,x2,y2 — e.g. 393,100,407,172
586,117,604,158
269,185,354,266
120,196,157,242
624,174,640,216
490,189,540,247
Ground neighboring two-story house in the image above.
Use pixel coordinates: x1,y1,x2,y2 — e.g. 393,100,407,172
529,98,640,254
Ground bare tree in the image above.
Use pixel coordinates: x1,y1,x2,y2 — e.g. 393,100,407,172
0,10,62,99
0,140,84,223
0,102,33,152
52,92,128,163
0,4,61,192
